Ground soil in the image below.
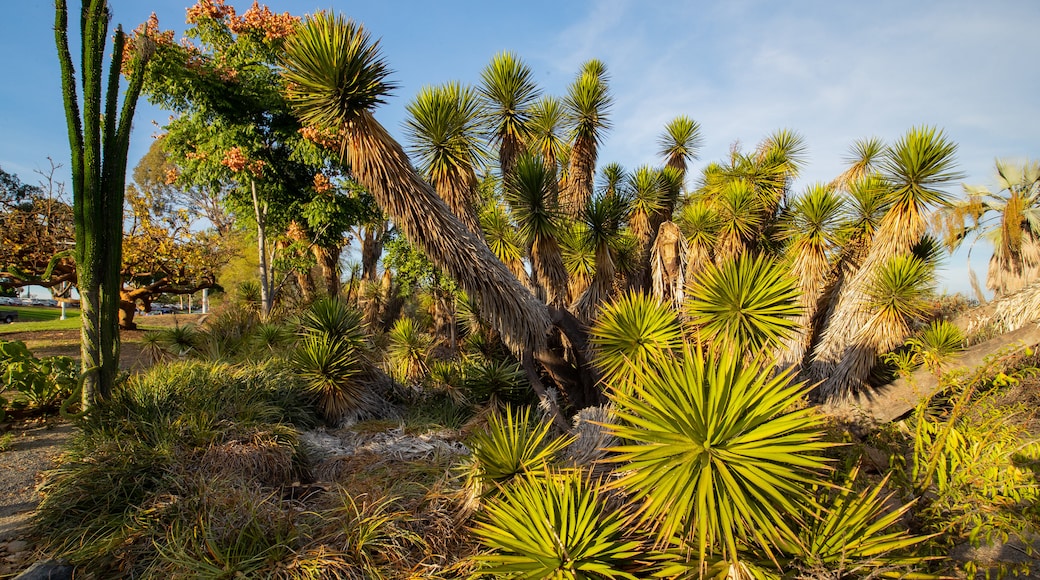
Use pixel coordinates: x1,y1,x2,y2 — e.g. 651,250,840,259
0,418,75,577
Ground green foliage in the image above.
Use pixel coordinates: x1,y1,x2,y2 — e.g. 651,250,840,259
589,292,683,391
466,405,573,496
908,393,1040,564
33,359,317,573
606,346,832,566
292,298,369,423
0,339,77,414
386,317,432,386
787,467,931,575
685,254,801,353
463,358,530,405
907,319,966,373
472,469,645,579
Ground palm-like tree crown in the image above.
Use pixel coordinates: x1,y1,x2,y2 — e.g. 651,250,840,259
404,81,486,234
562,59,612,217
281,12,395,131
479,51,540,179
831,137,886,191
404,82,486,184
658,115,703,176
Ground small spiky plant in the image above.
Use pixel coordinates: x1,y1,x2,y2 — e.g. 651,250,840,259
465,405,572,497
471,468,645,579
606,345,832,569
685,254,801,355
589,291,684,392
293,298,369,423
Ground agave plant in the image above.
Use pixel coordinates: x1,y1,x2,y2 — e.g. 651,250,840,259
466,405,573,495
471,468,645,579
606,345,832,568
589,292,684,392
685,254,801,354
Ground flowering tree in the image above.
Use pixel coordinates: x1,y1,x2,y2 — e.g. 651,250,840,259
142,0,374,316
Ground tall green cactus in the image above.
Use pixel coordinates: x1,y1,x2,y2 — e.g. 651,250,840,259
55,1,153,408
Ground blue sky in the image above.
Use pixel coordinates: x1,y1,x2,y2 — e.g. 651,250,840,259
2,1,1038,296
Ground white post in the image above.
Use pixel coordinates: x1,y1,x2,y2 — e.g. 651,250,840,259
188,294,193,314
202,288,208,314
60,301,67,320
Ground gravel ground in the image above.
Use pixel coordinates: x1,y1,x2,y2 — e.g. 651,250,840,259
0,418,75,577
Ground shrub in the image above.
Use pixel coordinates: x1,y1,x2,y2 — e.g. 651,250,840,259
0,339,77,414
465,405,572,498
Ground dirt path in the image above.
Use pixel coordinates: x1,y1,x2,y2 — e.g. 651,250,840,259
0,418,75,576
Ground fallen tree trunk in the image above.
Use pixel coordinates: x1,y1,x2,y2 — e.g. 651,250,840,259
820,322,1040,422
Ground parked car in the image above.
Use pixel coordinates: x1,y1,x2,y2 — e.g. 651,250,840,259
0,310,18,324
0,296,18,306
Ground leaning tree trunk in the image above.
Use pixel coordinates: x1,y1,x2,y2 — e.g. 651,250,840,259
342,111,595,427
251,180,273,318
344,112,551,355
56,0,152,407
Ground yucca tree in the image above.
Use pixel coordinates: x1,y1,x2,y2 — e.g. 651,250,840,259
712,181,762,263
675,199,719,283
561,60,612,218
685,254,801,355
657,116,702,221
626,166,664,291
589,292,683,391
506,154,568,308
404,81,487,236
830,137,886,192
606,345,832,569
658,115,703,181
809,126,961,397
651,221,690,310
56,0,154,406
572,192,629,321
479,51,540,181
810,174,893,344
481,202,532,287
599,162,628,199
941,158,1040,298
822,254,936,398
527,96,571,213
776,184,844,369
281,13,551,359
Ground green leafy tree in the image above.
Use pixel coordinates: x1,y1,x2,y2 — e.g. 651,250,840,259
145,1,371,314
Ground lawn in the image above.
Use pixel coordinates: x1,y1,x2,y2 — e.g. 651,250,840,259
0,306,81,332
